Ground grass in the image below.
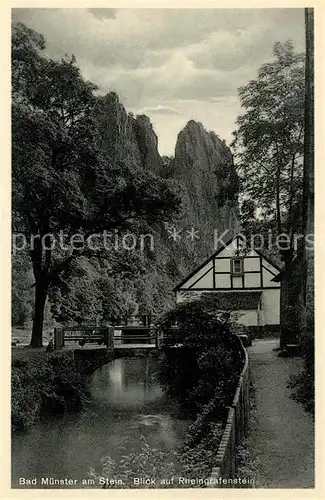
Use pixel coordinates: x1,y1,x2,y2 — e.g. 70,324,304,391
12,326,53,346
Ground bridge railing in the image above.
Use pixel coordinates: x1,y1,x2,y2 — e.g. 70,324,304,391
113,334,157,345
54,326,114,349
54,325,161,349
54,324,180,350
113,326,159,346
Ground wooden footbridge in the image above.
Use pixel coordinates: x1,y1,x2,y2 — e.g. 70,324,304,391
52,324,175,374
53,325,161,351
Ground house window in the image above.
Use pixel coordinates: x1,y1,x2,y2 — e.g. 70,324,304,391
231,258,243,275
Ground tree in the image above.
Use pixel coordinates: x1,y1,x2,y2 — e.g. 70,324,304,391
289,8,314,414
233,40,305,240
12,250,34,327
301,9,314,325
12,23,180,347
232,40,305,347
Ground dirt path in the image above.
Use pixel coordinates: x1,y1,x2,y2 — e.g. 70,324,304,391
247,339,314,488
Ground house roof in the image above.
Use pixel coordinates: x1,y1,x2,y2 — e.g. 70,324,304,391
271,271,283,282
201,291,262,311
270,254,300,283
173,232,236,291
174,232,284,291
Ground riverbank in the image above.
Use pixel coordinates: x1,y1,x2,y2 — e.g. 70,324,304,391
12,350,89,434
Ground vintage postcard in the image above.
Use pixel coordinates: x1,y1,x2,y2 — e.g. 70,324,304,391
3,1,323,498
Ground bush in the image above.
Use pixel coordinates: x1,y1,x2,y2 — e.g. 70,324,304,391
11,353,89,433
88,435,180,488
179,396,224,477
288,334,314,414
155,296,243,414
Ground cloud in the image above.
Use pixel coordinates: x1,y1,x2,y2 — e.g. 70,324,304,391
11,8,305,155
87,9,117,20
137,105,180,116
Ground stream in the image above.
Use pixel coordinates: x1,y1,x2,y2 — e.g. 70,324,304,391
12,356,189,488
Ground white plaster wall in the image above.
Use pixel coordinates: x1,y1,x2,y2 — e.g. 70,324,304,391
192,269,214,289
214,258,231,272
215,274,231,288
244,274,261,288
262,267,280,287
244,257,260,271
181,261,213,289
232,277,243,289
262,289,280,324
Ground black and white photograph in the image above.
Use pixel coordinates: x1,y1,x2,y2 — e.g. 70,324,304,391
10,5,315,491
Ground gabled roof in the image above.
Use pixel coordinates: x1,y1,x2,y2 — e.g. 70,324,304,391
173,233,236,291
202,291,262,310
255,249,283,273
174,232,283,291
270,254,299,282
271,271,283,283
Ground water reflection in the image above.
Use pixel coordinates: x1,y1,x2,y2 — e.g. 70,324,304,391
91,358,162,406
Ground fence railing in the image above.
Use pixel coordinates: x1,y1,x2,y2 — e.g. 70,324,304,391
54,326,114,349
54,325,159,349
207,333,250,487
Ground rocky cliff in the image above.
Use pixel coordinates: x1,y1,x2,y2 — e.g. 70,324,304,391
95,92,163,174
172,120,240,259
95,93,239,258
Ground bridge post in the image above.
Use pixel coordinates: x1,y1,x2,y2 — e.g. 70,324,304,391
54,327,64,350
104,326,114,348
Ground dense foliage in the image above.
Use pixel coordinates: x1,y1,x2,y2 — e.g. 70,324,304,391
12,250,34,326
288,335,314,415
88,426,224,488
233,40,305,236
88,435,180,489
155,297,243,415
232,40,306,349
12,353,89,433
233,31,314,414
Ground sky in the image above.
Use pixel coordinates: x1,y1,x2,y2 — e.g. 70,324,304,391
12,8,305,156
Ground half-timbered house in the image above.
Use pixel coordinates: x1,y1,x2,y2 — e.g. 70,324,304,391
174,235,282,336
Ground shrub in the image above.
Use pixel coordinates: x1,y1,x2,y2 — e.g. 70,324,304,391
288,334,314,414
88,435,180,488
11,353,89,433
155,296,243,414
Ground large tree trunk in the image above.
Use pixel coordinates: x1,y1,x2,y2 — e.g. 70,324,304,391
301,8,314,338
30,275,49,347
29,226,52,348
279,254,303,349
